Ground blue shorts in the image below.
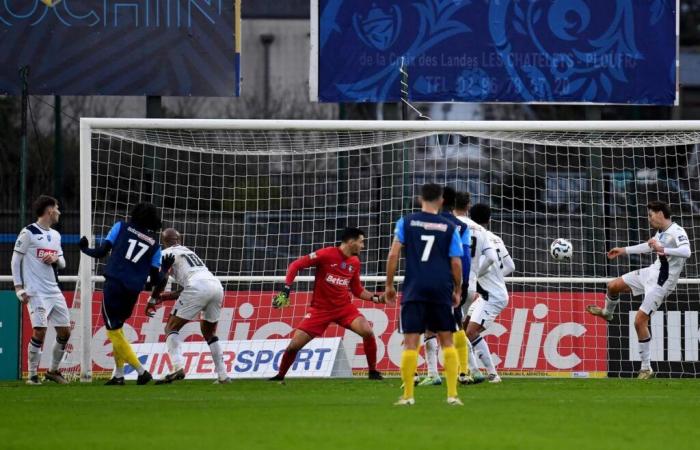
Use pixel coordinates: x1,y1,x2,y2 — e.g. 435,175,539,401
400,302,456,334
102,279,140,330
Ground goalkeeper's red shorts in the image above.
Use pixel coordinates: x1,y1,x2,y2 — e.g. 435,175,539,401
297,304,363,337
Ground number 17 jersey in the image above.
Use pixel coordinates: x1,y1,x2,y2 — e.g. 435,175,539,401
161,244,216,288
104,221,161,292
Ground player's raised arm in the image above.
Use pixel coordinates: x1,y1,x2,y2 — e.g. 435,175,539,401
272,250,321,308
79,221,121,258
608,242,652,260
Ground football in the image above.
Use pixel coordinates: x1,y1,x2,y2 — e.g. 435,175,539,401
550,238,573,261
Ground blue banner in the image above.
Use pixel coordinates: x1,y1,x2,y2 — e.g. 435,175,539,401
317,0,677,105
0,0,239,96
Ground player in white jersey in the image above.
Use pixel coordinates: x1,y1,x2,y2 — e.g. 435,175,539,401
463,203,515,383
10,196,70,385
454,191,487,384
145,228,230,384
586,201,691,379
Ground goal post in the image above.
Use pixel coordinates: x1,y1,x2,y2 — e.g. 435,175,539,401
70,119,700,381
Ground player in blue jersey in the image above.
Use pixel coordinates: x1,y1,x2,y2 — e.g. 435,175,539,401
417,186,472,386
385,184,464,406
80,203,173,385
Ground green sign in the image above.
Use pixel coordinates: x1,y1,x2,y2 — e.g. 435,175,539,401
0,292,20,380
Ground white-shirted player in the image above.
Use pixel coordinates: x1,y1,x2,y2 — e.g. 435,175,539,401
462,203,515,383
587,201,691,379
11,195,70,385
145,228,230,384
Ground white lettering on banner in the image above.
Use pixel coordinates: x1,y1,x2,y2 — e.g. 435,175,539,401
123,338,347,380
628,311,700,362
325,274,350,287
40,299,604,372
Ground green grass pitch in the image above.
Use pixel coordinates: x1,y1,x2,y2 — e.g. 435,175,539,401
1,378,699,450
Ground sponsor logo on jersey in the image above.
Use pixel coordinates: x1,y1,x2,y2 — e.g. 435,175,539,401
127,226,156,245
678,235,688,243
409,220,448,232
325,274,350,287
36,248,58,258
309,252,318,259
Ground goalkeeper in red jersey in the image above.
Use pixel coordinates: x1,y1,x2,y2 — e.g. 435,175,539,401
269,227,391,382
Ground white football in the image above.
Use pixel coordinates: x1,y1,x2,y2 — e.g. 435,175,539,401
550,238,573,261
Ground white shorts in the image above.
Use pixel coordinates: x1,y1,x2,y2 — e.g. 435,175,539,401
467,295,507,330
172,279,224,322
621,267,672,315
27,294,70,328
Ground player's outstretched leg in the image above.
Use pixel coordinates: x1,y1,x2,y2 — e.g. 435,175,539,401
587,278,629,322
269,330,314,383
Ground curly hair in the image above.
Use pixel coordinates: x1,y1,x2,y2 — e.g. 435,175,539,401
129,202,162,231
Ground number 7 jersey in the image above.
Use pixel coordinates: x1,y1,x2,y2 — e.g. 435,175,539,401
161,244,216,288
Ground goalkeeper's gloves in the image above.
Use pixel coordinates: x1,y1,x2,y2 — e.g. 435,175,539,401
272,285,292,309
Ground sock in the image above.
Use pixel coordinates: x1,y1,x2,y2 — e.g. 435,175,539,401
453,330,469,374
106,329,126,377
467,340,481,375
107,328,145,376
166,331,184,371
424,336,439,378
50,336,69,371
471,335,497,375
604,294,620,315
28,337,43,377
362,336,378,372
442,346,458,398
276,349,299,379
207,336,227,379
639,337,651,370
400,350,418,400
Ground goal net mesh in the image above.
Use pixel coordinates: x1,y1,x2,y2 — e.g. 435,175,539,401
64,124,700,380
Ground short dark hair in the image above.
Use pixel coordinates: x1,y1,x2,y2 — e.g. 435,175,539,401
455,192,471,211
470,203,491,225
420,183,443,202
647,200,671,219
341,227,365,242
442,186,456,210
33,195,58,218
129,202,162,231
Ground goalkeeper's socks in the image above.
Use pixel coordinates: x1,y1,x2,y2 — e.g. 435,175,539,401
207,336,228,379
362,336,378,372
453,330,469,374
50,335,69,371
424,335,439,378
400,350,418,400
604,294,620,315
470,335,497,375
28,337,43,378
166,331,184,371
467,340,481,375
638,337,652,371
276,348,299,379
442,346,458,398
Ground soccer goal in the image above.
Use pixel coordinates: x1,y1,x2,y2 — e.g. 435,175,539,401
65,119,700,381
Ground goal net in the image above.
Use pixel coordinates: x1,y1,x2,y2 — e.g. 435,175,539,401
63,119,700,381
